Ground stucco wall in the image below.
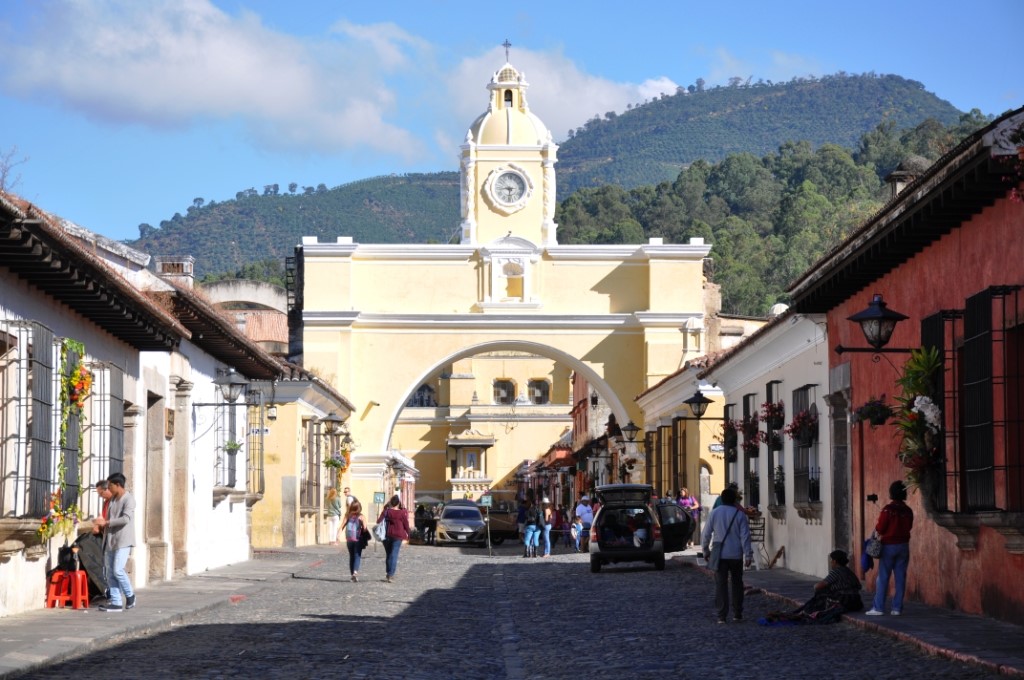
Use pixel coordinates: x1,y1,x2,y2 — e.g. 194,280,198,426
831,196,1024,622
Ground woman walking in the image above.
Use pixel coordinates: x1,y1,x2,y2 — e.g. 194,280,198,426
326,488,343,545
378,495,410,583
344,500,368,581
541,498,553,557
866,480,914,616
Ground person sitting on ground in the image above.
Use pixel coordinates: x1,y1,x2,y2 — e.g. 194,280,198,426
761,549,863,626
808,549,863,613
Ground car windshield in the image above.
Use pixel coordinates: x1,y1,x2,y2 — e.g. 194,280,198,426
442,508,480,521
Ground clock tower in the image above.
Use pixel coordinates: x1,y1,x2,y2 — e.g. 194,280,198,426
459,61,558,246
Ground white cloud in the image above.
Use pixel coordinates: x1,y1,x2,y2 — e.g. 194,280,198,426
704,47,826,86
1,0,425,159
440,48,678,145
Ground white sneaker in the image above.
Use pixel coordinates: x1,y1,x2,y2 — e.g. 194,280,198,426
865,608,884,616
890,610,901,616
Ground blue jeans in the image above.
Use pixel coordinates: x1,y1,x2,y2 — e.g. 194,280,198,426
542,524,552,555
104,546,134,606
524,524,540,548
347,541,363,575
873,542,910,612
383,537,402,578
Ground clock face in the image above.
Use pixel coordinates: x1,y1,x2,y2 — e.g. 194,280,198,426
494,171,526,204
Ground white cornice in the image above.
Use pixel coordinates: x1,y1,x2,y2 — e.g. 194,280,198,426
641,243,712,259
634,312,704,327
545,245,645,260
703,314,827,390
302,312,639,330
300,240,477,260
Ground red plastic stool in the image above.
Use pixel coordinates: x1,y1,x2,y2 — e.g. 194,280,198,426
46,570,71,608
67,570,89,609
45,570,90,609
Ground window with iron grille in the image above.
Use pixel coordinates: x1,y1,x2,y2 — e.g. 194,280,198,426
944,286,1024,513
791,385,820,504
246,390,265,497
299,418,320,508
742,393,760,507
493,379,515,405
528,379,550,405
80,362,124,519
406,384,437,407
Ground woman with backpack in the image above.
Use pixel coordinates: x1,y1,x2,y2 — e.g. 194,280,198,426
344,500,369,582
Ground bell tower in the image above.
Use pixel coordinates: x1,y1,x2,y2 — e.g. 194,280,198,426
459,47,558,247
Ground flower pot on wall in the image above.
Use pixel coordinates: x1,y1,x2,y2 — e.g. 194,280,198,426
796,422,818,447
769,433,783,452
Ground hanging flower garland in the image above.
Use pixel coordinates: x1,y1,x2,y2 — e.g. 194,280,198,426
43,338,89,543
37,490,79,542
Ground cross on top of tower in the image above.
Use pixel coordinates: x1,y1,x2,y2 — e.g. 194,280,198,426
502,39,512,62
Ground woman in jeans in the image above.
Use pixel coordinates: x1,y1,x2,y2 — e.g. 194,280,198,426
343,500,367,582
866,480,914,616
378,495,410,583
522,499,541,558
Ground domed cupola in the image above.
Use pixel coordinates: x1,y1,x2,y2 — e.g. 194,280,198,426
468,63,551,146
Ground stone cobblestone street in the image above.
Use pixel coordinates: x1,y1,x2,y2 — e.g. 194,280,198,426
13,544,1005,680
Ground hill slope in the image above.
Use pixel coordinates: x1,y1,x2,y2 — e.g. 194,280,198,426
126,73,965,279
130,173,459,275
555,73,962,196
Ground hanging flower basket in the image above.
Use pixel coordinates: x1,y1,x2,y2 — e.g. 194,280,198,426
768,432,784,452
324,451,351,474
761,401,785,431
784,409,819,445
853,396,893,427
720,420,739,449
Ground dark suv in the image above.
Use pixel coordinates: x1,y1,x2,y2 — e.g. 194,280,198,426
589,484,692,572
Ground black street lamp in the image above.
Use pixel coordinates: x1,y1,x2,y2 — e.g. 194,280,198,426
682,390,714,419
835,293,912,355
213,367,248,404
622,420,641,443
321,411,345,435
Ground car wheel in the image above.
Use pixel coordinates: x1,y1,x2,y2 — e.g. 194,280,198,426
590,556,601,573
654,553,666,570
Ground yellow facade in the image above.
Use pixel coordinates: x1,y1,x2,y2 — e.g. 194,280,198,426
296,61,714,507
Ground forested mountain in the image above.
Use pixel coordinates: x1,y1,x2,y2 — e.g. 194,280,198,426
130,173,460,273
125,73,986,315
555,73,962,196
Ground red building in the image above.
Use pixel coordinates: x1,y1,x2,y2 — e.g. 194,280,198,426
790,108,1024,625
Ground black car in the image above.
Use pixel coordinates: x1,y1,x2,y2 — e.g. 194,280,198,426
589,484,692,572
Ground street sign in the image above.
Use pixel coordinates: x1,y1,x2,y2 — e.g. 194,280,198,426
479,495,493,507
373,492,386,504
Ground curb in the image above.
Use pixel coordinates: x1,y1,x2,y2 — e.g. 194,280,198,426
676,555,1024,678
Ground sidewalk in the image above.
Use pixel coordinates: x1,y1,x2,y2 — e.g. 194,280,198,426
676,552,1024,678
0,549,319,679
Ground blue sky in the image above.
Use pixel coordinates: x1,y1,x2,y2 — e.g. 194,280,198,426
1,0,1021,242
